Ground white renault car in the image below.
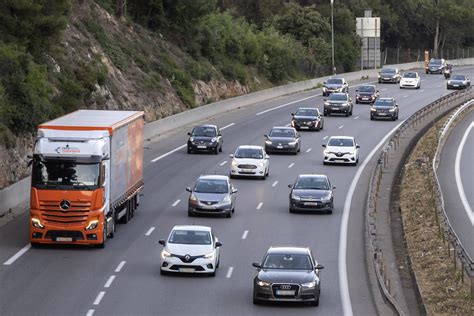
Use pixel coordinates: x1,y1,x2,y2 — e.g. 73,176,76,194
230,145,270,179
399,71,421,89
322,136,360,166
159,225,222,276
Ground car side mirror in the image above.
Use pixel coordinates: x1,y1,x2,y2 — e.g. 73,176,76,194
229,154,234,158
291,113,295,116
356,145,360,149
186,187,191,192
264,134,268,138
315,264,324,270
265,155,270,159
159,239,166,246
288,184,293,188
252,262,261,268
323,81,326,84
355,89,358,92
323,99,327,101
332,186,336,190
187,132,191,136
218,133,222,136
232,188,238,194
215,241,222,247
322,144,326,148
377,90,380,93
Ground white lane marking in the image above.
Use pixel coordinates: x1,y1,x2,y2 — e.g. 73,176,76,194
256,94,322,116
419,89,425,93
3,244,31,266
354,116,359,120
288,162,294,168
104,275,116,288
339,119,406,316
338,125,344,129
93,291,106,305
455,122,474,224
221,123,235,130
403,95,408,98
145,227,155,236
306,148,312,153
323,136,328,140
220,161,228,166
381,88,387,91
256,202,263,210
242,230,249,239
226,267,234,278
272,180,279,187
151,144,186,163
115,261,126,273
172,199,181,207
86,309,95,316
285,123,291,127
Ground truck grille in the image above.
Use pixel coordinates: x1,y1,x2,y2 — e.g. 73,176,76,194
39,200,91,225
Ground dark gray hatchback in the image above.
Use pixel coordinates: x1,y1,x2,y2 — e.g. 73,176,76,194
252,247,324,306
288,174,334,214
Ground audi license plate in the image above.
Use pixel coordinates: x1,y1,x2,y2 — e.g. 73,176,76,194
277,145,283,149
197,145,206,149
276,290,295,296
180,268,195,273
304,202,318,206
56,237,72,242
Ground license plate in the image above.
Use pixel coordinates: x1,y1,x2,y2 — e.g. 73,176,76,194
197,145,206,149
179,268,195,273
277,145,283,149
276,290,295,296
378,113,386,116
453,85,459,87
304,202,318,206
300,126,309,129
56,237,72,242
202,204,215,209
363,98,369,100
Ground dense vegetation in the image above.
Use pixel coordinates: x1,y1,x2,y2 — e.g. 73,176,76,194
0,0,473,143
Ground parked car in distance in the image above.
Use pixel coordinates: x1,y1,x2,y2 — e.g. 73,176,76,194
186,175,237,218
187,124,223,154
252,246,324,306
288,174,335,214
425,58,447,74
323,92,353,117
322,136,360,166
159,225,222,276
447,74,471,90
378,67,401,83
230,145,270,179
265,127,301,155
355,85,379,104
291,108,324,131
370,97,399,121
399,71,421,89
322,77,349,96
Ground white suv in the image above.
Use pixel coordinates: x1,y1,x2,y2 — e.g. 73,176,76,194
230,145,270,179
322,136,360,166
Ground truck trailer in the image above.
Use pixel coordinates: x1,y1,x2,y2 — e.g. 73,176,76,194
29,110,144,248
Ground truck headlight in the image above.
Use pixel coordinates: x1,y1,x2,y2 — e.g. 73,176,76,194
302,281,316,288
31,218,44,229
85,219,99,231
161,249,171,259
204,251,215,259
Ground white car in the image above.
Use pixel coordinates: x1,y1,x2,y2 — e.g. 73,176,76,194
322,136,360,166
399,71,421,89
230,145,270,179
159,225,221,276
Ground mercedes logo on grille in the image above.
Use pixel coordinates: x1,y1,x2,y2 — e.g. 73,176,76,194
280,284,291,290
184,254,191,262
59,200,71,211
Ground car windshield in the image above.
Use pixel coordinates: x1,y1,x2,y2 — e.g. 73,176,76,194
451,75,465,80
194,179,228,193
269,128,295,138
168,230,212,245
295,109,318,116
234,148,263,159
374,99,394,107
327,78,342,84
192,126,216,137
429,59,442,65
294,177,329,190
262,254,313,270
381,68,396,74
358,86,375,92
32,158,100,190
328,94,348,101
328,138,354,147
403,73,416,78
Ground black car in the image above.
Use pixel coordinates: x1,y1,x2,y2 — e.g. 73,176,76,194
322,77,348,96
187,124,223,154
288,174,335,214
370,97,399,121
291,108,324,131
426,58,446,74
355,85,379,104
447,74,471,90
265,127,301,155
252,247,324,306
378,68,401,83
323,92,353,117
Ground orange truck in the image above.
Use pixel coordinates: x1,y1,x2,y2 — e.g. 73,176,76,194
29,110,144,248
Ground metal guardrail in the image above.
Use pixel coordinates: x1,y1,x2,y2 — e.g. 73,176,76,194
366,86,474,315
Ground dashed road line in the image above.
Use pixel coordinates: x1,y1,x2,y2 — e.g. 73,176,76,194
306,148,312,153
172,199,181,207
93,291,106,305
354,116,359,120
145,227,155,236
3,244,31,266
419,89,425,92
272,180,278,187
221,123,235,130
242,230,249,239
381,88,387,91
338,125,344,129
104,275,116,288
323,136,328,140
403,95,408,98
256,202,263,210
115,261,126,273
86,309,95,316
219,161,227,166
226,267,234,278
288,163,294,168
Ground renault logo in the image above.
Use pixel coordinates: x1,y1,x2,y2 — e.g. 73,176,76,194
59,200,71,211
184,254,191,262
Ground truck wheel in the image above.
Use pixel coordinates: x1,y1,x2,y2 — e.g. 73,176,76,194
31,242,41,248
98,224,107,248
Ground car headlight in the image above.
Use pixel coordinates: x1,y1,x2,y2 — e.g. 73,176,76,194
321,195,331,202
324,149,330,155
290,121,295,127
378,74,381,78
161,249,171,259
323,87,327,91
221,195,231,203
324,102,329,106
257,280,271,287
389,108,396,112
204,251,215,259
288,141,297,146
371,107,376,112
356,94,360,98
257,161,264,167
211,137,217,143
31,218,44,229
302,281,316,288
190,193,198,201
85,219,99,231
232,160,238,167
265,140,272,145
349,149,357,155
291,193,301,201
189,137,194,142
447,80,452,84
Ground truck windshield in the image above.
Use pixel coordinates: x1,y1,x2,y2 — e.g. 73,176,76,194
32,158,100,190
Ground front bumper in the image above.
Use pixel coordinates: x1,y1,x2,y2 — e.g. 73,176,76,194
324,105,350,114
322,88,343,95
188,201,232,216
161,256,216,274
371,111,397,119
426,68,443,74
254,283,319,303
292,120,319,130
230,165,266,177
378,77,398,83
356,95,375,103
447,83,467,90
400,81,418,88
188,141,218,152
289,199,332,212
324,152,357,164
265,143,297,153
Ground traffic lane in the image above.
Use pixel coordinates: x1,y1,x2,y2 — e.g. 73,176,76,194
438,110,474,258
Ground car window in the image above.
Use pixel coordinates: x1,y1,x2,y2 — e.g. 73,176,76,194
235,148,263,159
169,230,212,245
294,177,329,190
295,109,318,116
262,254,313,270
194,179,228,193
327,78,343,84
381,68,396,74
328,94,348,101
374,99,394,107
358,86,375,92
269,128,295,138
403,73,416,78
451,75,465,80
328,138,354,147
429,59,442,65
192,126,217,137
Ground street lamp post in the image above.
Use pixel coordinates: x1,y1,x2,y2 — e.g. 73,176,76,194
331,0,335,74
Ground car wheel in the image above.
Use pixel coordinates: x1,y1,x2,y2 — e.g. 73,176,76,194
327,209,333,215
311,296,320,306
31,242,41,248
370,115,374,121
323,161,328,165
345,111,349,117
320,122,324,130
160,269,167,275
214,147,219,155
350,108,353,116
187,147,192,154
289,208,294,213
188,210,195,217
355,100,359,104
265,168,269,176
324,111,328,116
209,271,216,277
226,211,232,218
219,144,223,152
253,297,261,305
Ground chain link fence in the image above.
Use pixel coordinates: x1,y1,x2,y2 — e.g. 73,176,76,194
381,47,474,65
